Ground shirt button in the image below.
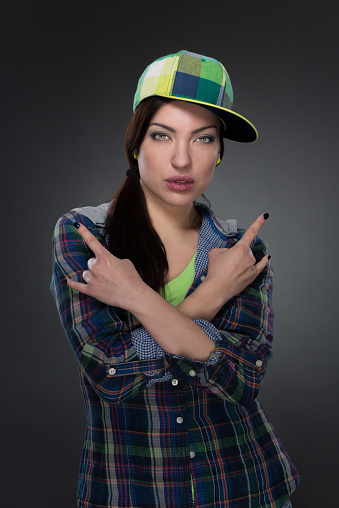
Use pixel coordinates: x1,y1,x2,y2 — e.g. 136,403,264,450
176,417,184,424
171,379,179,386
189,369,196,377
200,275,206,281
256,360,263,368
189,451,196,459
108,368,116,375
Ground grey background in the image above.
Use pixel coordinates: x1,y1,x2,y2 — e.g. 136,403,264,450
2,1,338,506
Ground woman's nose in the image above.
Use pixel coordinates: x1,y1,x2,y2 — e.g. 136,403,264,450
171,142,191,168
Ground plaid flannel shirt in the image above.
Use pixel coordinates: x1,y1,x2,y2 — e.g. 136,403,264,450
50,203,299,508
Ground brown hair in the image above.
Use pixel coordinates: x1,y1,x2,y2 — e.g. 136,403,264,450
105,96,224,293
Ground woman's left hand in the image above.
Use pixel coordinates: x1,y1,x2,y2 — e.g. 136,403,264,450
66,222,145,309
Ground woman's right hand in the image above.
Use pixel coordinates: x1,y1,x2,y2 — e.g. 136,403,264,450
66,222,147,311
204,213,270,304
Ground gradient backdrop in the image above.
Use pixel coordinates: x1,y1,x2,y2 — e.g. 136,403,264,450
2,1,338,506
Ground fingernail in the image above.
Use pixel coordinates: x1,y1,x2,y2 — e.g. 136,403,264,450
263,213,269,220
268,255,271,260
73,222,80,229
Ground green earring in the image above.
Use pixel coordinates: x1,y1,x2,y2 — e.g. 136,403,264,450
133,152,137,159
216,156,221,166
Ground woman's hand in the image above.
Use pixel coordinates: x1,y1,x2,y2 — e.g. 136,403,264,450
66,222,215,361
205,213,270,304
66,222,145,309
173,214,270,323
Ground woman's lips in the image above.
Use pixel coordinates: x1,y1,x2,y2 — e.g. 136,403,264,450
165,176,194,192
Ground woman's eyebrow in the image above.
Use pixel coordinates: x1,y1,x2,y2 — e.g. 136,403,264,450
149,122,218,134
149,122,175,133
191,124,218,134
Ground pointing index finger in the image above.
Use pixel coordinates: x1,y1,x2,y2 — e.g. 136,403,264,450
239,213,269,247
73,222,104,256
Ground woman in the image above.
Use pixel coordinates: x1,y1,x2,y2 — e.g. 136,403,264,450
51,50,299,508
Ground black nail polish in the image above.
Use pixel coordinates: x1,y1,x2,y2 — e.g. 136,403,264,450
268,255,271,260
263,213,269,220
73,222,80,229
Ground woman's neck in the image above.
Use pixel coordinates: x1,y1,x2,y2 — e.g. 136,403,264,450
146,199,201,238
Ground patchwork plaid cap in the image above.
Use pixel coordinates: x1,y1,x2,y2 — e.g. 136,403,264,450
133,50,258,142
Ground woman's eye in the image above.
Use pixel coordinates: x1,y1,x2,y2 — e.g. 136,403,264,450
197,135,214,143
151,132,169,141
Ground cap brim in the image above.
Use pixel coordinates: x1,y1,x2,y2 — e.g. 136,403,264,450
202,105,258,143
156,94,258,143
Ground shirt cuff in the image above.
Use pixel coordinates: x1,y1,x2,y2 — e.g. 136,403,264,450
130,327,165,360
185,319,222,366
131,320,221,365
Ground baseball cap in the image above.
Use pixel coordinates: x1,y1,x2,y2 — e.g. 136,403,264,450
133,50,257,142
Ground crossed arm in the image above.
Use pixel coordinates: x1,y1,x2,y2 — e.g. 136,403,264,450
66,214,270,363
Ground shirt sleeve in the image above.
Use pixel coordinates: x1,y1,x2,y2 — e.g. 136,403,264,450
168,234,274,406
130,319,220,386
131,320,221,362
50,212,167,404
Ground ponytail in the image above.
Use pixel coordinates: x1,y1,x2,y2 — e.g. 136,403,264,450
105,97,170,292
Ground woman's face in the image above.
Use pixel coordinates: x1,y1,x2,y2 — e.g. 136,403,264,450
137,100,221,213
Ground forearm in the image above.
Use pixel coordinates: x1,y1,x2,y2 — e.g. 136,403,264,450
177,278,232,321
129,284,216,362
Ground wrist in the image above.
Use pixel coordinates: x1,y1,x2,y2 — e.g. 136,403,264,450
127,282,162,318
198,277,230,316
178,278,231,322
204,276,234,303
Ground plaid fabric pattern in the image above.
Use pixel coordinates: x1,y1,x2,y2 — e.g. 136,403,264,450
50,204,299,507
133,50,257,142
134,50,233,113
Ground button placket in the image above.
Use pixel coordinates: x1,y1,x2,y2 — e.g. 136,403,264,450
170,374,192,500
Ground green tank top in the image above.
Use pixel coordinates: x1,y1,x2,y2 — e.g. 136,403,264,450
161,251,197,306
